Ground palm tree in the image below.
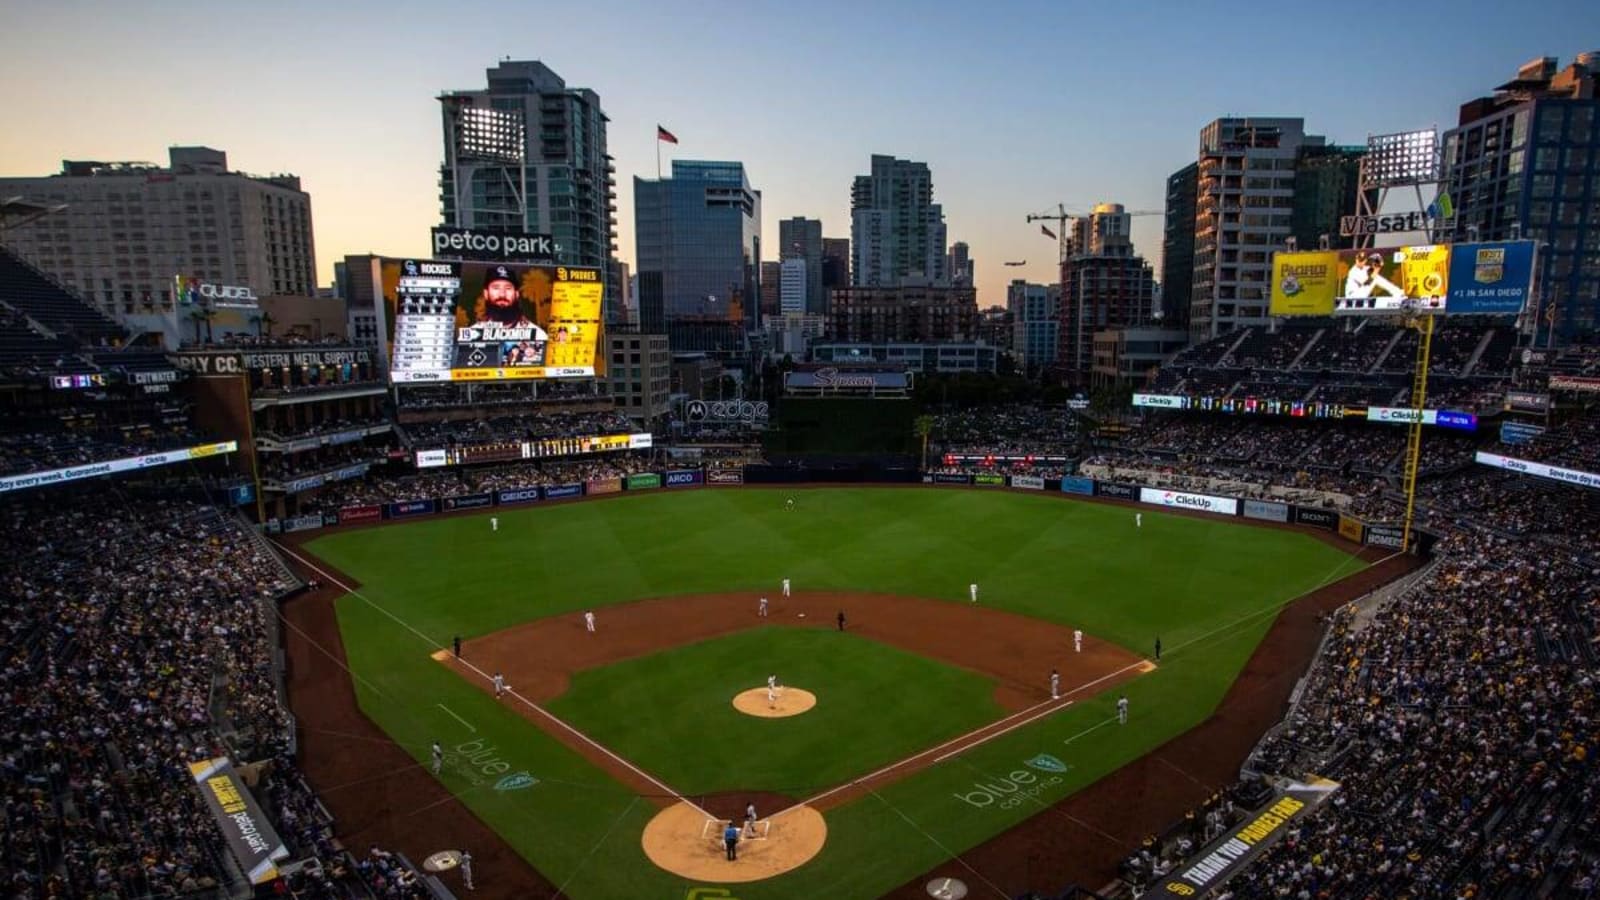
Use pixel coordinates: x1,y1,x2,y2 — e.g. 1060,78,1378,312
913,414,936,471
260,311,276,338
187,309,208,345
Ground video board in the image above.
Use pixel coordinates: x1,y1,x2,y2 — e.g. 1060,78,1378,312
1269,241,1535,317
381,258,604,382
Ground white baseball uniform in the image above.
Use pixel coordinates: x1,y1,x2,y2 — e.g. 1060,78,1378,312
1117,697,1129,724
491,517,499,532
767,687,776,708
1136,513,1142,528
969,583,978,603
460,850,474,890
767,674,777,691
782,579,790,597
1050,673,1060,699
432,742,443,774
1074,629,1083,652
584,611,595,632
758,597,768,617
492,673,505,697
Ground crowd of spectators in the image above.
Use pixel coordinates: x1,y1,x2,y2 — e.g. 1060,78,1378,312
398,381,601,411
315,454,657,508
0,404,205,476
402,410,636,448
933,404,1079,458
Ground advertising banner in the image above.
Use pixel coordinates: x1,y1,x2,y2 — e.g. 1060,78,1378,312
626,473,662,490
1476,451,1600,490
707,469,745,485
431,226,558,264
1499,421,1547,446
443,492,493,511
415,449,448,469
387,499,438,518
382,257,604,382
1293,506,1339,530
1095,481,1136,500
932,472,971,485
685,399,770,424
1365,407,1477,430
665,469,705,487
495,486,543,505
1446,241,1535,315
1242,499,1290,523
1060,476,1095,496
1132,393,1189,409
1010,475,1045,490
1157,778,1340,898
1365,523,1406,550
188,757,289,885
1139,487,1239,516
339,505,382,525
543,483,583,499
1338,514,1366,543
1505,390,1552,414
1269,250,1340,315
283,514,324,533
585,477,623,495
1549,375,1600,393
973,473,1005,486
0,441,239,494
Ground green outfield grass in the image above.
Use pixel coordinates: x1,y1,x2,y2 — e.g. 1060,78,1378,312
307,487,1364,899
547,627,1005,796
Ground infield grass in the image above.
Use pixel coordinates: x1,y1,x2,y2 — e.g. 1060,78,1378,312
307,487,1365,899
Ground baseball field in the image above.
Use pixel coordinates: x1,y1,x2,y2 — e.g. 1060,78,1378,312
287,487,1370,898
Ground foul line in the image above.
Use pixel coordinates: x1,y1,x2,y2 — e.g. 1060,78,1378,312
931,701,1072,764
272,540,716,822
437,704,476,732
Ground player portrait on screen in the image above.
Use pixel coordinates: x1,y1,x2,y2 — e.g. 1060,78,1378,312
1342,252,1405,301
470,265,537,328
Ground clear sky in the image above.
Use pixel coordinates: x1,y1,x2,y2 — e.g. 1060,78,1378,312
2,0,1596,309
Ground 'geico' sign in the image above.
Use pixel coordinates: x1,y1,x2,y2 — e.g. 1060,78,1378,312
1139,487,1239,516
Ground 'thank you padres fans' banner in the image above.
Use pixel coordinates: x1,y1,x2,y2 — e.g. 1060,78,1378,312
1139,487,1239,516
1476,451,1600,490
0,441,239,494
188,757,289,885
1157,778,1340,898
381,257,605,382
1269,241,1534,316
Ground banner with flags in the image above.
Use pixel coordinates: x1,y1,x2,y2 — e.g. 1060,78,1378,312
657,125,678,144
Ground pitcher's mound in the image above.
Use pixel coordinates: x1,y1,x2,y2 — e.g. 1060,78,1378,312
641,800,826,882
732,687,816,718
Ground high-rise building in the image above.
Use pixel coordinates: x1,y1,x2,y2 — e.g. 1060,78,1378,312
1007,280,1058,370
1058,204,1156,384
828,284,977,344
0,146,316,344
850,155,949,287
759,260,782,319
1161,163,1198,329
822,237,851,296
1292,146,1365,251
438,60,617,315
778,217,826,315
1444,53,1600,339
633,160,761,335
1188,118,1324,340
779,258,808,315
949,241,973,286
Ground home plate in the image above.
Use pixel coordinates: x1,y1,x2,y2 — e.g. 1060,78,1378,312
926,876,968,899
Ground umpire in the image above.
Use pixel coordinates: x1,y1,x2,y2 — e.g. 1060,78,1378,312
722,820,740,860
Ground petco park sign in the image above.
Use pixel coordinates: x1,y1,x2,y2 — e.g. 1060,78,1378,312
1139,487,1239,516
431,226,557,263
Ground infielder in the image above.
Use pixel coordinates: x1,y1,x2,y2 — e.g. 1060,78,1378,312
460,849,474,890
1074,629,1083,653
492,672,505,698
1050,669,1060,700
782,578,791,598
767,673,778,691
969,582,978,603
1117,695,1129,725
584,611,596,633
431,741,443,775
758,596,768,617
767,686,777,710
491,516,499,532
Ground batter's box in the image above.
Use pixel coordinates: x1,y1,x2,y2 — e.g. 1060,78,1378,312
700,817,772,842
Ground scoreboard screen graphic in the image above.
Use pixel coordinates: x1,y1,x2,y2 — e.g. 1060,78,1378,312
381,258,604,382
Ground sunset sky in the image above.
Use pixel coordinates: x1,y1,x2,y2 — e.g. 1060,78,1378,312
2,0,1595,308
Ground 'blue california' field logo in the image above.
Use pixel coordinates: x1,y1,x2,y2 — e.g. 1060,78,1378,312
494,771,538,792
1026,753,1069,774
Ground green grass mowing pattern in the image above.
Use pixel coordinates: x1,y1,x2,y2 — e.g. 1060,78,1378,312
546,627,1005,796
310,487,1364,898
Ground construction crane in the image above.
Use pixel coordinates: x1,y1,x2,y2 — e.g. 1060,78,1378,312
1025,203,1163,264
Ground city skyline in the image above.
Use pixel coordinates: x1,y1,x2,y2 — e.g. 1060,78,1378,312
1,0,1595,312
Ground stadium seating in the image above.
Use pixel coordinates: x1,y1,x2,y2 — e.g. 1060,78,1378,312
0,246,124,345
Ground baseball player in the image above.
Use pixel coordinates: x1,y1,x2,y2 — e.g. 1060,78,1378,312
767,685,777,709
744,801,758,837
492,672,505,698
1135,512,1142,528
758,596,768,617
969,582,978,603
584,611,596,633
1117,695,1129,725
785,497,795,511
431,741,443,774
1154,636,1162,661
460,849,474,890
782,578,791,598
1074,629,1083,653
1050,669,1060,700
767,673,778,691
491,516,499,532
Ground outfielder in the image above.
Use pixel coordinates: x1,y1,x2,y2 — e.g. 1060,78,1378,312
1135,513,1142,528
1050,669,1060,700
1074,629,1083,653
492,672,505,698
491,516,499,532
1117,695,1129,725
584,611,596,633
431,741,443,775
785,497,795,511
969,582,978,603
758,596,768,617
782,578,791,598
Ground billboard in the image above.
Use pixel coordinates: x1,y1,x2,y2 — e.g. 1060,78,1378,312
1366,407,1478,430
1010,475,1045,490
586,477,623,495
1132,393,1189,410
707,469,745,485
544,483,583,499
431,226,558,263
1270,241,1535,316
973,473,1006,486
0,441,239,494
1060,476,1096,496
1139,487,1239,516
188,757,288,885
443,493,493,511
1499,421,1546,446
382,258,604,382
626,473,662,490
1242,499,1290,522
1338,514,1366,543
1095,481,1136,500
495,486,543,505
1505,390,1551,414
1293,506,1339,530
665,469,704,487
1476,451,1600,490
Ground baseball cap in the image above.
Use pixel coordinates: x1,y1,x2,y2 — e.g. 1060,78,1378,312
485,265,517,288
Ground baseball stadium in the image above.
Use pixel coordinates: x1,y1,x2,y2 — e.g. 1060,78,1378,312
3,39,1600,900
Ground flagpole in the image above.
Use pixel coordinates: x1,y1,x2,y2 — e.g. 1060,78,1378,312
656,132,661,180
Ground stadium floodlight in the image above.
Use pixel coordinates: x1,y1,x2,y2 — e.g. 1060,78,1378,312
1362,129,1440,188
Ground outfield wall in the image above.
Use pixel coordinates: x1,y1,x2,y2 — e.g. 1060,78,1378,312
274,465,1433,554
